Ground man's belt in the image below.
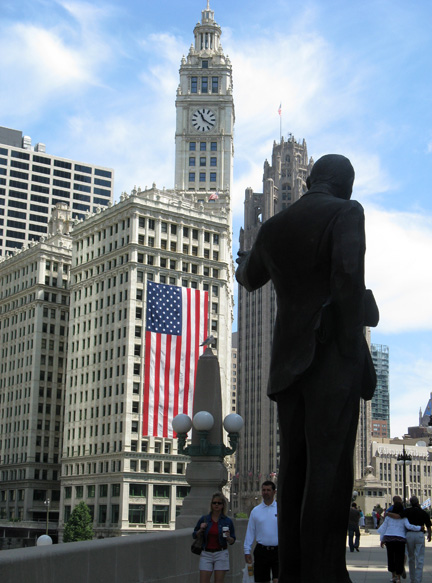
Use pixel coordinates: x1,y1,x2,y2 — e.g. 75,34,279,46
256,543,278,551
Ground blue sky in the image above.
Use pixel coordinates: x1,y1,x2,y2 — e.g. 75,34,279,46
2,0,432,438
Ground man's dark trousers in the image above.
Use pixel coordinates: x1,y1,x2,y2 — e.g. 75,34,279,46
348,526,360,552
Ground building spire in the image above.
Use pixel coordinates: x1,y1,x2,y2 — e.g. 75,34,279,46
193,1,222,54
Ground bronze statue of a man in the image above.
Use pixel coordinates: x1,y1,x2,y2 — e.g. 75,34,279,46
236,154,378,583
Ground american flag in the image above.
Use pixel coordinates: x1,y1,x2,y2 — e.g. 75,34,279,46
278,103,282,116
143,281,209,438
208,191,219,201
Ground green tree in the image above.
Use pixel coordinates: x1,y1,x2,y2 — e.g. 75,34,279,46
63,501,94,542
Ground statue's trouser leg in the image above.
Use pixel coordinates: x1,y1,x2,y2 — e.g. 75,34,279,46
276,341,361,583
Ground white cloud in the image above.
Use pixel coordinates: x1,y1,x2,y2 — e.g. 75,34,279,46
227,31,367,145
365,205,432,333
59,0,111,26
57,31,183,194
0,2,116,118
0,24,93,100
350,152,396,200
389,355,432,438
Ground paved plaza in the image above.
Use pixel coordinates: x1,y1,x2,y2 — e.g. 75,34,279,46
346,531,432,583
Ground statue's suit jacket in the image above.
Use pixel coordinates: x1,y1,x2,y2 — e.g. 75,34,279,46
236,188,377,400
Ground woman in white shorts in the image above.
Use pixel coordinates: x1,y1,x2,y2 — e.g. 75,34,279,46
193,492,236,583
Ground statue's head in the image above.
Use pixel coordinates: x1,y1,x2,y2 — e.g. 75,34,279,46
306,154,355,200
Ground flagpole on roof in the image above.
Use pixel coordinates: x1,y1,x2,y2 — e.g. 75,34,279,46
278,103,282,142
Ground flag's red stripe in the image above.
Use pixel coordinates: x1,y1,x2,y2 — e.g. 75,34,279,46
183,288,192,414
153,334,162,436
163,335,172,437
143,330,152,436
173,335,182,422
203,291,209,349
191,289,203,410
194,288,201,383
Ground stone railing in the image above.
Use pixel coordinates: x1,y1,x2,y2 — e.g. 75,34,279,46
0,520,248,583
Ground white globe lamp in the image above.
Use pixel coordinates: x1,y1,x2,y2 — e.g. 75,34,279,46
223,413,244,433
193,411,214,431
37,535,53,546
172,413,192,434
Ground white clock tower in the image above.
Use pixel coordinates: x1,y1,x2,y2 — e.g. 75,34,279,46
175,2,234,194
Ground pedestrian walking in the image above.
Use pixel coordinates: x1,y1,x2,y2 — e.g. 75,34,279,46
378,501,421,583
192,492,236,583
348,502,361,552
402,496,431,583
244,481,278,583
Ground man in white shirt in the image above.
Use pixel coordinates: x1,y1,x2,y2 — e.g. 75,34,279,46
244,481,278,583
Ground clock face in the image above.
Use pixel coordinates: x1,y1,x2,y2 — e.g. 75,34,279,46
191,108,216,132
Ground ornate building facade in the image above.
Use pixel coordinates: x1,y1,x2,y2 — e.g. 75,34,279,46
58,2,234,538
174,2,234,196
59,185,233,538
0,205,72,544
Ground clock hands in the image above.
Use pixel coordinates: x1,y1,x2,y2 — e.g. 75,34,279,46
199,111,213,125
192,109,215,131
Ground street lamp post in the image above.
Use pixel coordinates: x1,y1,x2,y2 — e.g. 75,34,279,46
173,411,243,458
172,347,244,528
44,498,50,535
396,445,412,506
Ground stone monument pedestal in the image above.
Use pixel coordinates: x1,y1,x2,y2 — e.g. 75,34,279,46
175,458,228,529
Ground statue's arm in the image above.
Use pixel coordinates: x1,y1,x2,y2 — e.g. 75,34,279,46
330,202,367,356
235,230,271,292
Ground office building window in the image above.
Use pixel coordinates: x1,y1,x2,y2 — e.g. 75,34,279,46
152,505,169,524
129,504,146,524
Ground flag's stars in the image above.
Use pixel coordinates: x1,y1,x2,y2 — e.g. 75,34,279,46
146,281,182,335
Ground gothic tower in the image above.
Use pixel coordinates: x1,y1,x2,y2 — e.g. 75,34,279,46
235,136,312,512
175,2,234,194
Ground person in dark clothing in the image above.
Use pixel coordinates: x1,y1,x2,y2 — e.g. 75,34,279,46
378,501,421,583
403,496,431,583
348,503,361,552
236,154,378,583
